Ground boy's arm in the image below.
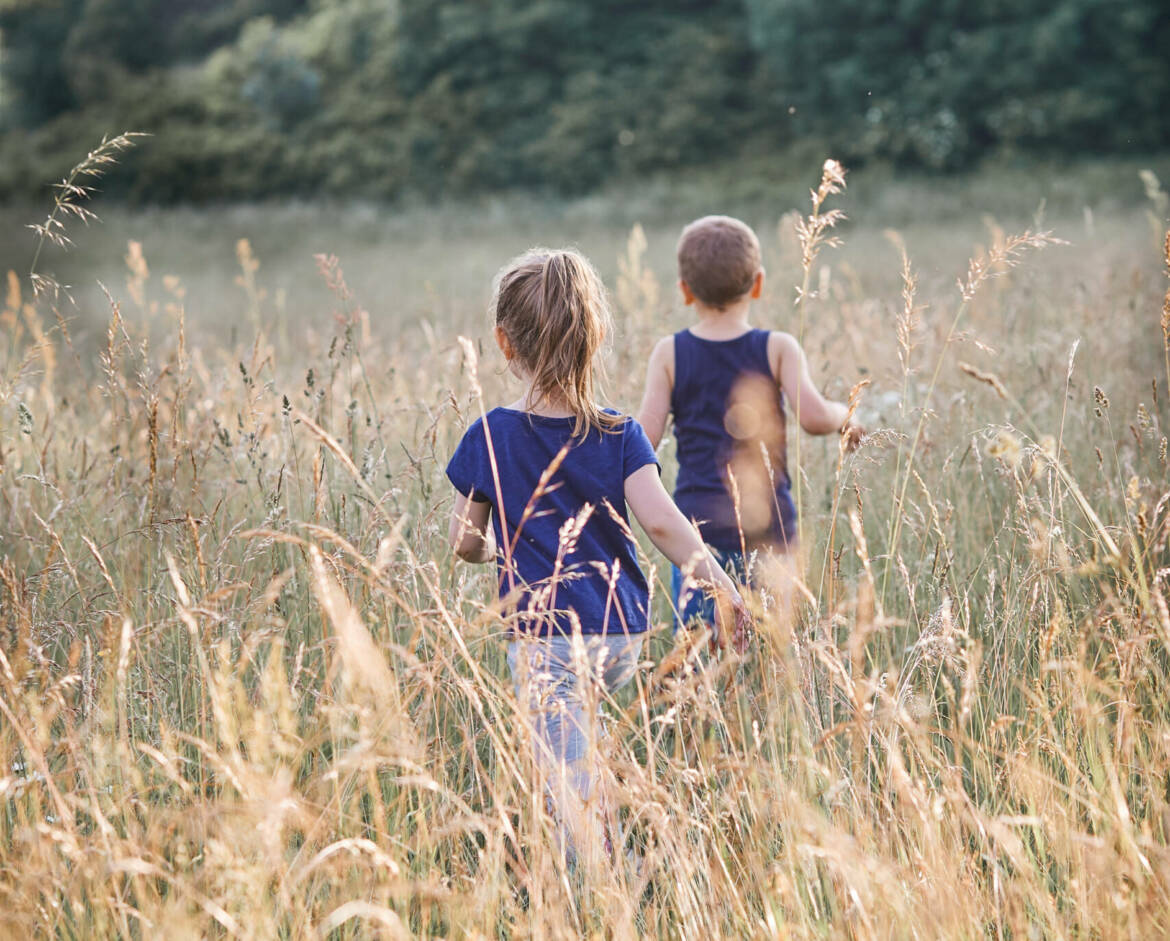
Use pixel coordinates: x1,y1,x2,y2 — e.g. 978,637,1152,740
634,336,674,449
769,332,851,436
448,492,494,563
623,464,741,603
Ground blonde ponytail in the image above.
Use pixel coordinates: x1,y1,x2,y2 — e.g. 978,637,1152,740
491,248,620,436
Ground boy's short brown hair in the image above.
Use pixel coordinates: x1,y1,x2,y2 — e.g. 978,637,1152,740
677,215,762,309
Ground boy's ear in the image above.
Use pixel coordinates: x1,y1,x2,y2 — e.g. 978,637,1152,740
494,326,514,360
749,269,765,300
679,279,696,306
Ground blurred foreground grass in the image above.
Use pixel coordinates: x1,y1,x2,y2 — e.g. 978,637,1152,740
1,157,1170,938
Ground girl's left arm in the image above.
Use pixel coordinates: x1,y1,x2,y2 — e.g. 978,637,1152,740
449,492,494,562
624,465,741,601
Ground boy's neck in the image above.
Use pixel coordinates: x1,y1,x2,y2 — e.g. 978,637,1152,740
688,297,754,340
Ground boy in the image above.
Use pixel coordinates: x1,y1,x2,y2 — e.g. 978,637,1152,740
635,215,861,629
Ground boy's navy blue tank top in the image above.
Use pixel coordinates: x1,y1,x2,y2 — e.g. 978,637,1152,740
671,327,796,551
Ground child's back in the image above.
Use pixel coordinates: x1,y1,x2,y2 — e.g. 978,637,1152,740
447,405,655,635
637,215,858,626
671,326,794,550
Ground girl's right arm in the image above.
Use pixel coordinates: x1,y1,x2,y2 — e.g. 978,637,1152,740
448,491,494,563
623,464,743,606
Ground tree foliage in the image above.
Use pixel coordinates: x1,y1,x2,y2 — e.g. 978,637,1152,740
0,0,1165,200
746,0,1170,168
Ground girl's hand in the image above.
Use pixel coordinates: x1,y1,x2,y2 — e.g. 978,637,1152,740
729,599,753,653
714,589,752,654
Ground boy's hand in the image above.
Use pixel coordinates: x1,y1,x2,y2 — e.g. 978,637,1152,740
841,422,866,453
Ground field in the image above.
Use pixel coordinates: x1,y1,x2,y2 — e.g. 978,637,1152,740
2,153,1170,938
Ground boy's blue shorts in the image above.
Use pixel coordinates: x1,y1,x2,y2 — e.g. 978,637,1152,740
671,548,751,631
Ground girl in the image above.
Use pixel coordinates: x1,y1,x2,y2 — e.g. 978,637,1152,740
446,248,743,865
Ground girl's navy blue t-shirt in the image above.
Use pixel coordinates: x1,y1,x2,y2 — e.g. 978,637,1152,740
446,408,658,637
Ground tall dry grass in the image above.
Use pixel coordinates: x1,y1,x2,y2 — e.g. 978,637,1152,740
2,151,1170,939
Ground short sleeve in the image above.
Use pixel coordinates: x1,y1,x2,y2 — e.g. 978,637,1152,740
622,418,659,480
446,420,492,502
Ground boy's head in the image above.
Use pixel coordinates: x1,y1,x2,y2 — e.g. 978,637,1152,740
677,215,762,311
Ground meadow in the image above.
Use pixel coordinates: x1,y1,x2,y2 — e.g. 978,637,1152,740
2,151,1170,938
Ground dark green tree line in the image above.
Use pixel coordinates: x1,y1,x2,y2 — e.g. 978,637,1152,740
746,0,1170,168
0,0,1166,201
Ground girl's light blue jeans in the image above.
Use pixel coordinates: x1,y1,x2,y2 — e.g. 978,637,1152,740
506,632,643,861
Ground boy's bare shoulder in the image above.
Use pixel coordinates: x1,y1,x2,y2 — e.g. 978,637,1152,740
650,334,675,354
766,330,802,369
648,334,676,376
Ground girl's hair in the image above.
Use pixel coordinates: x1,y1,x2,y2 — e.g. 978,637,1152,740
491,247,620,436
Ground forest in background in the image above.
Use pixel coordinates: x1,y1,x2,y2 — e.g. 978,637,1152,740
1,0,1168,203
